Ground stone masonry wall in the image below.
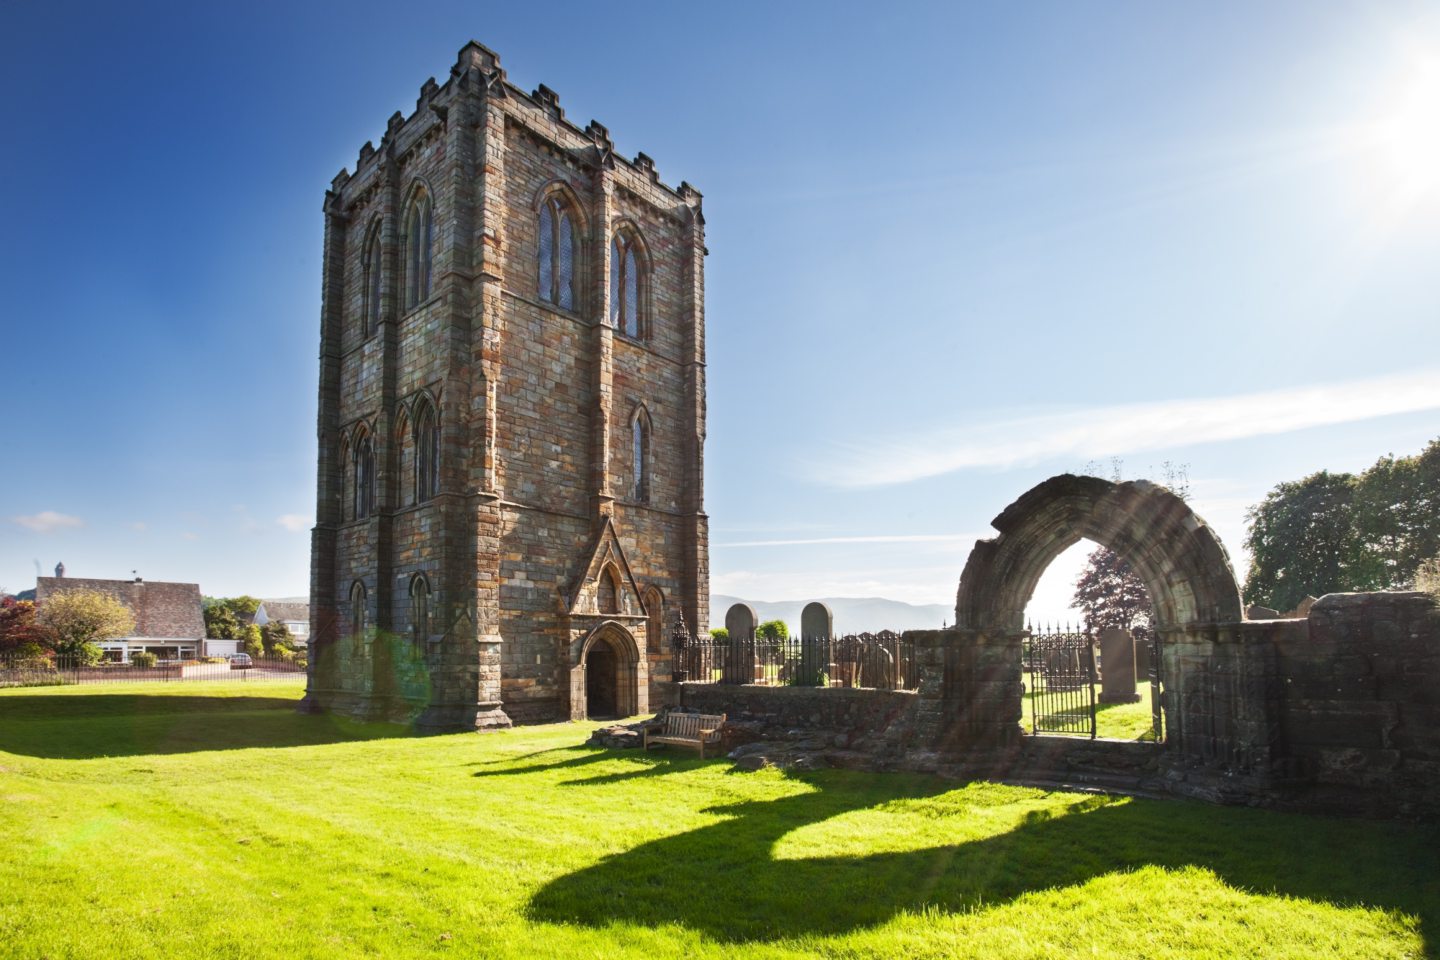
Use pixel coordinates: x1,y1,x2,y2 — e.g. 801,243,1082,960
306,41,708,728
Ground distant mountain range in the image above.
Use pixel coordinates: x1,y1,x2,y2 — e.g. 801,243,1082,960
711,595,951,635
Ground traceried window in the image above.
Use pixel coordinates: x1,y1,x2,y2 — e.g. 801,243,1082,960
610,229,644,338
349,581,367,653
363,223,383,336
354,435,376,520
415,403,439,503
404,190,434,310
631,413,650,503
537,195,576,310
409,574,431,646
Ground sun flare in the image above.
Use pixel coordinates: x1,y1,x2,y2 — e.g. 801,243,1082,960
1365,51,1440,206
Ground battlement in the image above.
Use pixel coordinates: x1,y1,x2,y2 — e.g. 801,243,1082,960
332,41,701,209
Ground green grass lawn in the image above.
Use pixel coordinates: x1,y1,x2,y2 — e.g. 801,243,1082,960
1,682,1437,959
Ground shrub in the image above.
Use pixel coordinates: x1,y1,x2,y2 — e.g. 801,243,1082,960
241,625,265,658
11,641,52,664
294,656,308,670
130,651,159,669
709,628,729,642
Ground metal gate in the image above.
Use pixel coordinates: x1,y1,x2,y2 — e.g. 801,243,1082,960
1023,627,1097,738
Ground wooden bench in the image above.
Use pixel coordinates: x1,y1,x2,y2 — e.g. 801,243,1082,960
642,712,726,758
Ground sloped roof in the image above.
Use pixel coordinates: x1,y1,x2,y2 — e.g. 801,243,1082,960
36,577,205,640
260,601,309,622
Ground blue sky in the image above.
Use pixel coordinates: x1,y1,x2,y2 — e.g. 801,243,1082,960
2,1,1438,624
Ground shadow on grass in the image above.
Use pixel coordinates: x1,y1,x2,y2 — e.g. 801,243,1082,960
529,770,1440,951
471,745,700,787
0,693,410,759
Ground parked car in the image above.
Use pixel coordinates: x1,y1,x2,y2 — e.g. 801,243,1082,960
229,653,253,670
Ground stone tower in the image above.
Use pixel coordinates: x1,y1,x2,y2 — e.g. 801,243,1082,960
302,42,708,730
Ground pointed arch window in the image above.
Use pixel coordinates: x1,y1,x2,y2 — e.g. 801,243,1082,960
353,434,376,520
538,194,577,310
610,229,644,338
597,565,620,616
631,412,650,503
349,581,368,653
415,403,440,503
409,574,431,646
404,190,434,310
363,223,383,336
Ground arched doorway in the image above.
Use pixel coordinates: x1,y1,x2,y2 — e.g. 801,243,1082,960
586,637,619,718
571,622,645,720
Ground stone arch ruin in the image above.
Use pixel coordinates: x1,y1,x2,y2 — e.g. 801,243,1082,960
955,474,1242,635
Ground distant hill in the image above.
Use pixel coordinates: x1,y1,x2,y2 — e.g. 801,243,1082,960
710,595,951,635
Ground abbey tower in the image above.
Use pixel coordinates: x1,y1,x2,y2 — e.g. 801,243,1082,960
303,41,708,730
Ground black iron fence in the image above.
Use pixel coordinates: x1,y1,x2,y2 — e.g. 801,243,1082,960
0,653,306,688
674,630,917,691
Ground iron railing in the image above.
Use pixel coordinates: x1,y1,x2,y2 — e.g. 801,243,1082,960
0,653,306,688
675,630,917,691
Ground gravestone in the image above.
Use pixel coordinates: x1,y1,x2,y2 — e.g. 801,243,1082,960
1098,626,1140,704
797,601,832,686
723,603,757,684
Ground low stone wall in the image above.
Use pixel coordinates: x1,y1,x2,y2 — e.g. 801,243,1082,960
1266,592,1440,818
678,683,920,756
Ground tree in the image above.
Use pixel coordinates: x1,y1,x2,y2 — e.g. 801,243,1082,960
0,597,53,654
204,604,240,639
1072,548,1154,636
1069,460,1186,633
1243,471,1365,611
260,621,294,655
709,628,728,642
240,624,265,658
37,589,135,664
1351,438,1440,590
755,620,788,642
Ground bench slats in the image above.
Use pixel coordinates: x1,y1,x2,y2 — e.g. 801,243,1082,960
644,712,726,758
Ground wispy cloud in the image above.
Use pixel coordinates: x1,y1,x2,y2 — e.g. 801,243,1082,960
12,511,83,534
181,531,200,541
717,533,980,548
276,514,311,532
129,521,148,532
817,368,1440,488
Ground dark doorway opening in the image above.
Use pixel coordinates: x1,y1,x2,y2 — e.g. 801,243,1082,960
586,640,618,719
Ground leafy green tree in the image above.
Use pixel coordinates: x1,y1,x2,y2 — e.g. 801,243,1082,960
1352,438,1440,589
260,621,294,655
204,604,240,639
37,589,135,664
228,595,261,619
241,624,265,658
755,620,788,642
708,628,728,642
1243,471,1364,611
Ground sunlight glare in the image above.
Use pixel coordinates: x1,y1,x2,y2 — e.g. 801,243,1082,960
1366,50,1440,208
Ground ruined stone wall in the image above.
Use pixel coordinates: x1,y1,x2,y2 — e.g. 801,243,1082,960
679,684,920,753
1265,592,1440,817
